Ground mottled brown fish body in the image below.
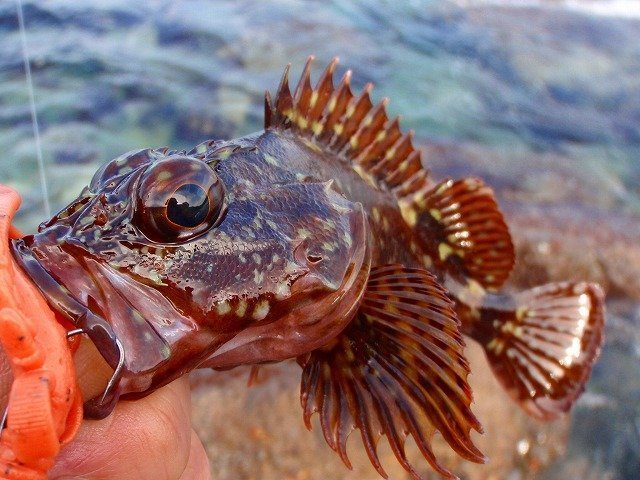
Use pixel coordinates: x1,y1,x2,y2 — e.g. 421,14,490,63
10,57,605,480
255,129,420,267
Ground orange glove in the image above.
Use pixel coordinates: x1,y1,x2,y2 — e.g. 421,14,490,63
0,186,83,480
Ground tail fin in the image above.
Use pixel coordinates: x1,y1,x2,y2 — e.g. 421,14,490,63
466,282,605,420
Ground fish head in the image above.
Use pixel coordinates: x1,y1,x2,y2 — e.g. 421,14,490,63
11,143,370,411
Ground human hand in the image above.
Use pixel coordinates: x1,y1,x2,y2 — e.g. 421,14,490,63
48,342,211,480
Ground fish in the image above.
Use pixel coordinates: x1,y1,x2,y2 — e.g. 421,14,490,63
10,57,605,480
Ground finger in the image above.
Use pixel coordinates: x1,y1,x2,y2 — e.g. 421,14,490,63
0,345,12,412
179,430,212,480
50,375,193,480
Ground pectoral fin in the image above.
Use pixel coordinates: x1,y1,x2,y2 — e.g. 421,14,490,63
298,265,484,480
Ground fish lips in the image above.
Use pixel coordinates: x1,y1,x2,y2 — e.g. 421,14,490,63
9,232,210,416
10,231,121,362
202,203,372,369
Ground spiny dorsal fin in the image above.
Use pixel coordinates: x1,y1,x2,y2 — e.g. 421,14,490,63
265,56,425,192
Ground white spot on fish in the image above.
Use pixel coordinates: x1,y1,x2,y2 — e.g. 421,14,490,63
297,228,311,239
285,261,299,275
487,338,505,355
372,208,381,224
157,170,172,182
438,243,454,261
467,279,486,297
264,153,279,166
399,201,418,227
236,300,247,318
266,219,278,230
343,231,352,248
252,300,270,320
275,282,290,300
253,269,264,284
216,301,231,316
322,242,336,252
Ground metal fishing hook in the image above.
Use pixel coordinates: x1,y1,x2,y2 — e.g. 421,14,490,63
101,337,125,405
65,328,126,409
67,328,85,338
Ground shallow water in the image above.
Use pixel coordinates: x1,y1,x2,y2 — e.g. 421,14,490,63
1,1,639,479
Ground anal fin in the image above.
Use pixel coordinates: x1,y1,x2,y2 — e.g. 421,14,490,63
463,282,605,420
298,265,484,480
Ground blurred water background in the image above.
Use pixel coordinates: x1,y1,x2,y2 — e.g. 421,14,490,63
1,1,639,479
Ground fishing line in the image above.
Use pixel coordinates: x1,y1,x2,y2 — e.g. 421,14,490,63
17,0,51,218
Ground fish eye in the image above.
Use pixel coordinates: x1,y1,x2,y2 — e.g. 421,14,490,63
135,156,225,242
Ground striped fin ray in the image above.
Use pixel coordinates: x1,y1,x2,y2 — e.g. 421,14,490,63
265,57,426,191
467,282,605,420
398,177,515,290
298,265,485,480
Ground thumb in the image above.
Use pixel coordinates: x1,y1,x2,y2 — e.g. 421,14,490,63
50,340,210,480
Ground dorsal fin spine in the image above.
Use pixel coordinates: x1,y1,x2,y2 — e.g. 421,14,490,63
273,64,293,127
318,70,352,143
332,84,373,151
356,117,402,168
387,149,422,188
347,99,388,158
263,90,273,130
266,58,427,195
307,58,336,121
293,56,313,114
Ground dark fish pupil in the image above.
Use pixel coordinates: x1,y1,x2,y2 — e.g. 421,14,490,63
166,183,209,228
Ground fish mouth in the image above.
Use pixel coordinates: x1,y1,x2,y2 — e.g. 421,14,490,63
10,235,127,416
202,203,372,369
10,236,123,367
9,234,213,417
